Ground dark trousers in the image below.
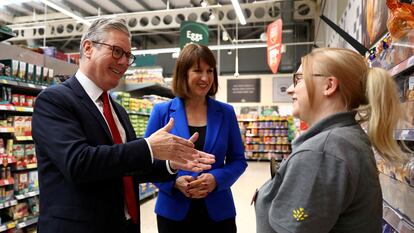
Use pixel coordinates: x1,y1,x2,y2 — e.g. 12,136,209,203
157,199,237,233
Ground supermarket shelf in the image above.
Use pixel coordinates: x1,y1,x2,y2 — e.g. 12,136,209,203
15,190,39,200
383,202,414,233
139,190,157,201
14,136,33,141
0,178,14,186
0,26,15,42
0,220,17,232
0,76,47,91
238,119,288,122
14,164,37,171
389,55,414,77
0,199,17,210
125,82,174,98
395,129,414,141
379,173,414,223
127,111,150,116
245,142,290,145
246,134,289,137
16,216,38,229
1,156,16,165
245,150,290,153
246,158,283,162
0,127,14,133
0,217,38,232
246,127,288,130
0,104,33,113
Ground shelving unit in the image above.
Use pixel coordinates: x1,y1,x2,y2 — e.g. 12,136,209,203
0,73,42,232
238,115,292,161
114,66,173,203
369,32,414,232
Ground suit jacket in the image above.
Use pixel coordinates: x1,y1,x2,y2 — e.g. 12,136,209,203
144,97,247,221
32,76,174,233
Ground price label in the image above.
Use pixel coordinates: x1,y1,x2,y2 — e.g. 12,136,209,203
1,80,7,84
28,84,35,88
7,221,16,229
3,180,9,185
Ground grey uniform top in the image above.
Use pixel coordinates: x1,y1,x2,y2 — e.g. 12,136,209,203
255,111,382,233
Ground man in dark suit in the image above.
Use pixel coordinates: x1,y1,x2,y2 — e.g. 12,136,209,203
32,18,214,233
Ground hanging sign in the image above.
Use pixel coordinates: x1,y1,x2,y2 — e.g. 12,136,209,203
267,19,283,74
179,21,209,49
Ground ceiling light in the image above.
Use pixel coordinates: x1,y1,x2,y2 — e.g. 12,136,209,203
222,31,229,41
201,0,208,7
39,0,91,26
230,0,246,25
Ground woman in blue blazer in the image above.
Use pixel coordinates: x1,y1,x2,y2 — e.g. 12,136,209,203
145,43,247,233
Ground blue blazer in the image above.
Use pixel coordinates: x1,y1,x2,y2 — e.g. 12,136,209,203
32,77,174,233
145,97,247,221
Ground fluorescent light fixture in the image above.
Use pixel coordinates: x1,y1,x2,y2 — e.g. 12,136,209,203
230,0,246,25
39,0,91,26
131,41,317,55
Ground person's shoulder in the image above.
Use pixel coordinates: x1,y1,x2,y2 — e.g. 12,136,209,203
209,98,235,112
38,79,73,99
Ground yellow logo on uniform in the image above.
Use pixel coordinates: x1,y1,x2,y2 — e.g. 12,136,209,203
293,208,308,221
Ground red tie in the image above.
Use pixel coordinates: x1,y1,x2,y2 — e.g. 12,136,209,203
101,91,139,224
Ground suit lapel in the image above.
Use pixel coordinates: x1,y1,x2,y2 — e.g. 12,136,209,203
66,77,113,142
169,97,190,139
204,98,222,153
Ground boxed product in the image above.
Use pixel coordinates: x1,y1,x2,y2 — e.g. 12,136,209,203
8,202,29,220
26,63,34,83
25,144,36,165
0,60,19,79
13,144,26,168
28,171,38,192
17,61,26,81
35,65,43,84
13,172,29,194
28,196,39,216
405,75,414,101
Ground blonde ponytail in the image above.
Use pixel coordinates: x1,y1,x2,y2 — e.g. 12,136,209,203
362,67,409,164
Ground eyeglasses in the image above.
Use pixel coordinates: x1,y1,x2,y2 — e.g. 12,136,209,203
293,73,326,87
91,41,136,66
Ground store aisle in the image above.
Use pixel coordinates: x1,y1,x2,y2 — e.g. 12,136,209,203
140,161,270,233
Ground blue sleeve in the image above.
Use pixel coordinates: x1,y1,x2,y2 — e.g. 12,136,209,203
210,106,247,192
144,103,176,196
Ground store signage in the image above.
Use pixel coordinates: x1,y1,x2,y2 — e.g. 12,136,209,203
227,79,261,103
267,19,283,74
179,21,209,49
272,76,293,102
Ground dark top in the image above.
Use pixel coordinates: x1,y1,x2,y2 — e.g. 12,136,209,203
189,125,207,151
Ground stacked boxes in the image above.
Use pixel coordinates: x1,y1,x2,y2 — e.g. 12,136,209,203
0,59,54,85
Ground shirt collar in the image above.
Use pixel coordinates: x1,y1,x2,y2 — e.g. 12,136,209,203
292,111,358,148
75,70,104,102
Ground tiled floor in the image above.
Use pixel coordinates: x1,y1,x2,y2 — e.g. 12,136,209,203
140,161,270,233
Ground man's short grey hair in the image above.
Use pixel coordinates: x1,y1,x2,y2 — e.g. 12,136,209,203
79,18,131,59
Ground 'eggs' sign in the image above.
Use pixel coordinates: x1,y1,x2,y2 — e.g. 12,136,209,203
179,21,209,49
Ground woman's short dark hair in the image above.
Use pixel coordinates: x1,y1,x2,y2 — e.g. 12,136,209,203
172,43,218,99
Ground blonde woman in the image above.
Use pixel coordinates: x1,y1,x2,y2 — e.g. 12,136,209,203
255,47,408,233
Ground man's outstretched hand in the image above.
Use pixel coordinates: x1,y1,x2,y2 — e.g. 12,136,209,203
147,118,215,172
